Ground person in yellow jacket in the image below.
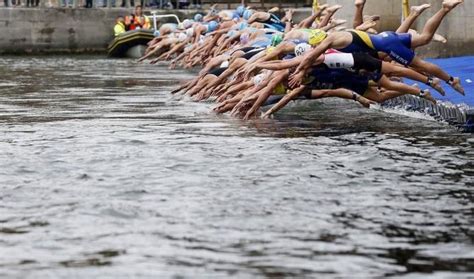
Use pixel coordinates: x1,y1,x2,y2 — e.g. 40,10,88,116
114,16,126,37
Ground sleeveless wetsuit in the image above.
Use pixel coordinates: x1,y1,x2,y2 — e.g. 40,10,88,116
260,13,285,32
338,30,414,66
306,66,370,95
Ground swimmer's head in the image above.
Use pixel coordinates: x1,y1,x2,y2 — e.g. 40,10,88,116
178,32,187,42
182,19,193,29
271,33,283,47
236,5,245,16
194,13,203,22
227,30,236,38
220,60,229,68
243,10,253,21
308,29,327,46
253,73,265,86
186,28,194,37
295,43,312,56
266,46,275,54
237,22,248,31
208,21,219,32
153,30,160,37
240,33,250,45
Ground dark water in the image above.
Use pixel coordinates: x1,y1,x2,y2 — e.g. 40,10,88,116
0,56,473,278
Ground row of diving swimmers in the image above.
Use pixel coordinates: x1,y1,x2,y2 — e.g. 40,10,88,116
139,0,465,120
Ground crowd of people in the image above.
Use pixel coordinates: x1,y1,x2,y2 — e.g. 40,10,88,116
1,0,199,8
138,0,465,120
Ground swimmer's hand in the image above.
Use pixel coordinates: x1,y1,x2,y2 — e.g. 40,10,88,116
244,65,259,80
288,71,305,88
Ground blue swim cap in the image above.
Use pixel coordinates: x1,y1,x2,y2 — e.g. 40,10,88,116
236,5,245,16
243,10,253,21
208,21,219,32
194,13,203,22
238,22,248,30
232,11,240,20
153,30,160,37
227,30,236,38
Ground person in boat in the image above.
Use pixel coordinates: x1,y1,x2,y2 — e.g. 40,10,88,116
114,16,126,37
125,5,151,31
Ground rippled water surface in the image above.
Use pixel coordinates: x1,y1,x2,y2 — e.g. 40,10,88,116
0,56,473,278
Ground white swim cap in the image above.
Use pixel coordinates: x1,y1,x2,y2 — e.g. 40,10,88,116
294,43,312,57
253,74,265,86
182,19,193,29
186,27,194,37
220,60,229,68
178,32,187,42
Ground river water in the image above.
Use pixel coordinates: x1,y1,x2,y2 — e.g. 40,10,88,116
0,56,473,278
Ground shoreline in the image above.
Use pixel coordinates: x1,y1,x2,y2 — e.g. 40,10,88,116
1,3,474,57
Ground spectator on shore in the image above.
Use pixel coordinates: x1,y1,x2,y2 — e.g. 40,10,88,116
178,0,189,9
26,0,39,7
84,0,92,8
125,5,151,30
121,0,134,8
114,16,126,36
3,0,9,6
191,0,200,9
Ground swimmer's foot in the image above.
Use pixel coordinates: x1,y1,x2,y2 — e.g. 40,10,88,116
357,94,376,108
448,77,465,95
335,25,348,31
329,19,347,28
429,78,446,96
419,90,437,104
356,20,378,31
366,28,378,34
317,4,329,12
442,0,463,11
363,15,381,22
433,33,447,43
354,0,366,7
327,4,342,13
411,4,431,16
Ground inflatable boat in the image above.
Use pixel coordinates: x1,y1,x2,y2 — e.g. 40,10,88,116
107,29,155,58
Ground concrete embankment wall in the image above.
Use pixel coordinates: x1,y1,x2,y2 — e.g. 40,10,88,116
0,8,195,54
1,1,474,57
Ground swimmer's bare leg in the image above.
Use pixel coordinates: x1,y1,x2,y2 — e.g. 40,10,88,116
356,20,377,31
410,56,464,95
318,5,342,28
396,3,431,33
381,62,445,95
411,0,463,48
377,76,437,103
298,5,327,28
353,0,366,29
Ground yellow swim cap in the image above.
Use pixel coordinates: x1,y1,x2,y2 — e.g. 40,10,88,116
273,83,287,95
266,46,276,54
308,29,327,46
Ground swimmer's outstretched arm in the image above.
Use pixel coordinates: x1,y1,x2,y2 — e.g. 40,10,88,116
244,70,290,120
290,35,335,87
261,85,308,118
